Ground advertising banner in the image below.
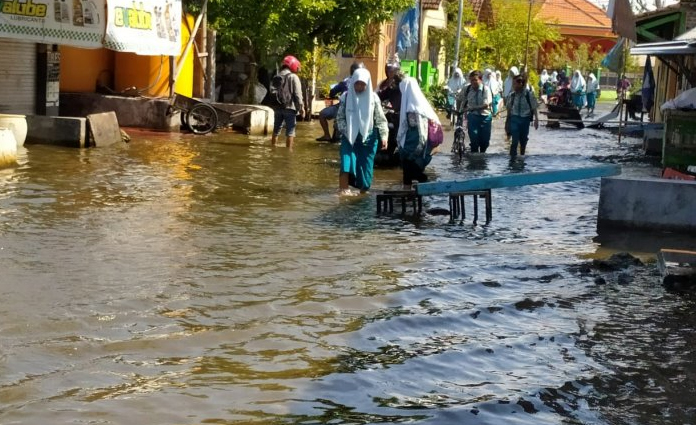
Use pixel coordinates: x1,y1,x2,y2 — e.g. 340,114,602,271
104,0,181,56
0,0,105,47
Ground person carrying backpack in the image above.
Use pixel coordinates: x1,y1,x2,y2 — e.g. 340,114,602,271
504,73,539,159
267,55,304,149
456,70,492,153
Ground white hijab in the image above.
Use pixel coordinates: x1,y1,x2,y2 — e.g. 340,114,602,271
503,66,520,98
570,70,586,92
550,71,558,83
447,68,465,93
587,73,598,92
485,69,500,95
540,69,549,84
397,77,439,148
344,68,375,145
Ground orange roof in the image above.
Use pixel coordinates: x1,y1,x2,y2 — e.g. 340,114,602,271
537,0,613,30
422,0,442,10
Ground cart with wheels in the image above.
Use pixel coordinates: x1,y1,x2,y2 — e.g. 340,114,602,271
167,93,235,135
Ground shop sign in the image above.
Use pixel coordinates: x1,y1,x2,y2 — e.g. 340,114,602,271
104,0,181,56
0,0,104,47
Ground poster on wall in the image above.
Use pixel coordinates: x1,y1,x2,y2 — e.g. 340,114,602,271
104,0,182,56
0,0,105,47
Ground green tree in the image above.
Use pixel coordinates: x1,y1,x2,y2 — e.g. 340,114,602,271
546,41,605,72
476,0,560,71
198,0,413,66
428,0,478,73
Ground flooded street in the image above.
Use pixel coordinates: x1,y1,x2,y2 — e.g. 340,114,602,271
1,105,695,425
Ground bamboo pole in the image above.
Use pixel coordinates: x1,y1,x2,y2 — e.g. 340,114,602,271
171,0,208,96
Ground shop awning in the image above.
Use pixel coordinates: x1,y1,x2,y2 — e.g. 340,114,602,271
630,40,696,55
631,25,696,56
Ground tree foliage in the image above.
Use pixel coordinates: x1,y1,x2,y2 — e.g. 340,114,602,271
476,0,560,71
428,0,478,73
545,41,606,72
195,0,413,67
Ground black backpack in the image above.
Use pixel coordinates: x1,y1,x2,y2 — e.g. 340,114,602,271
263,73,293,108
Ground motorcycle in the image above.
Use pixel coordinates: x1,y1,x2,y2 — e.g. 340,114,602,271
374,101,401,168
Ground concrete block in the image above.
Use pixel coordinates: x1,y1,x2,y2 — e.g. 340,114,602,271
25,115,87,148
87,111,122,147
211,103,272,135
598,176,696,233
60,93,179,132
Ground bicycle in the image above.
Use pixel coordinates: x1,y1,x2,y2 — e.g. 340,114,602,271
446,93,457,127
451,109,467,160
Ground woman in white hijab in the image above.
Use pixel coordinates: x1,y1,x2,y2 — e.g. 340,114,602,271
336,68,389,195
570,70,586,109
397,77,440,186
446,68,465,121
539,69,549,93
503,66,520,101
484,69,501,117
585,72,599,115
447,68,465,94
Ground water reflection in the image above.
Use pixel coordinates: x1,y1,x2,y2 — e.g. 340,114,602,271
0,114,695,424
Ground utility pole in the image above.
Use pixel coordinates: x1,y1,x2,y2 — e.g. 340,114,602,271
523,0,533,73
453,0,464,76
416,0,424,83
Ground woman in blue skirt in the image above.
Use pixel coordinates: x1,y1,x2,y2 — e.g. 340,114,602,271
336,68,389,195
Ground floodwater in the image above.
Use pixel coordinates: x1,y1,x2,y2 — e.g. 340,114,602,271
1,104,695,425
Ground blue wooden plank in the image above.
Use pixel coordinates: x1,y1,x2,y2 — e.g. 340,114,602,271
415,165,622,196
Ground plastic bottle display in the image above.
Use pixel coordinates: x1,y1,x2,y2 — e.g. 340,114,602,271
72,0,84,26
82,0,98,25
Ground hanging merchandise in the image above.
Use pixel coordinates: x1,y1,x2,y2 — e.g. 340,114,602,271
641,56,656,112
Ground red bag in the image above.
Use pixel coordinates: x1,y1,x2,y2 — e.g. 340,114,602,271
427,120,443,148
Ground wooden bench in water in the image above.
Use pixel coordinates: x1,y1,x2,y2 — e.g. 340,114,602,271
415,165,622,196
376,165,622,223
376,190,423,215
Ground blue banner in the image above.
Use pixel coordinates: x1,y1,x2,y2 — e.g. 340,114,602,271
397,1,419,55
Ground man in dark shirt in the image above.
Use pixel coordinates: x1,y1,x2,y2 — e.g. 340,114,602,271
376,64,404,165
316,62,363,142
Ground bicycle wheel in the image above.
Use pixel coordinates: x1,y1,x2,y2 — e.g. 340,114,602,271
186,103,218,135
453,129,464,159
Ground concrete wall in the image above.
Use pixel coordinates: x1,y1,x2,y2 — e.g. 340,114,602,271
598,176,696,233
60,93,179,131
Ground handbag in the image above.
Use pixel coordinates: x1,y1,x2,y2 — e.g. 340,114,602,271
427,119,443,148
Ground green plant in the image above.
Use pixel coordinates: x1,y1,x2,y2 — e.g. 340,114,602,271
427,83,449,111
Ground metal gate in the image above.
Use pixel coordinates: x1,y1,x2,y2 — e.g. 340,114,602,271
0,39,36,115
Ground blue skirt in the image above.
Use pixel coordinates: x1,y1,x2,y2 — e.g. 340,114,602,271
339,129,380,190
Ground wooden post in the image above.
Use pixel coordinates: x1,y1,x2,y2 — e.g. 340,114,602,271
171,0,208,95
206,29,216,101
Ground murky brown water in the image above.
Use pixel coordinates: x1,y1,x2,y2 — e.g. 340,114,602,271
1,106,695,424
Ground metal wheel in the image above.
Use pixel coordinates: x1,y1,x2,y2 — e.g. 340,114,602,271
452,128,466,160
186,103,218,135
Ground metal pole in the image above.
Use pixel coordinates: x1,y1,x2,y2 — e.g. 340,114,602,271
453,0,463,76
523,0,533,73
618,39,627,144
416,0,423,83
